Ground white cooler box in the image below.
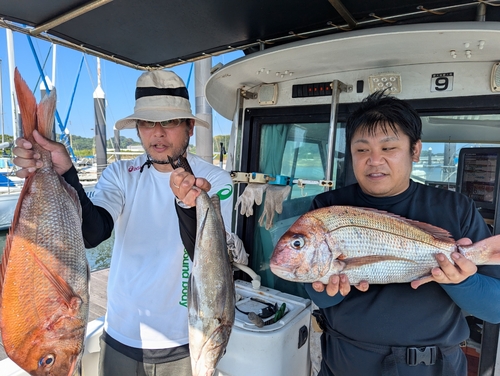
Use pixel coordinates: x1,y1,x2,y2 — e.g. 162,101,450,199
215,280,312,376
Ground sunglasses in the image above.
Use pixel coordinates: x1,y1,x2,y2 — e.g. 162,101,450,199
136,119,187,129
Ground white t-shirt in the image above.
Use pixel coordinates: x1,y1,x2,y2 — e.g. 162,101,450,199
91,153,234,349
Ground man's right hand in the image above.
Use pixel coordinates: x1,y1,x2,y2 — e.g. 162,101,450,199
13,130,73,178
312,274,369,297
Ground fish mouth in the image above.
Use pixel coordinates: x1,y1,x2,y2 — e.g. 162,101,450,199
67,355,81,376
269,263,294,276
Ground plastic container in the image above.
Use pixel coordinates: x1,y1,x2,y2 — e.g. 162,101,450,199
215,280,312,376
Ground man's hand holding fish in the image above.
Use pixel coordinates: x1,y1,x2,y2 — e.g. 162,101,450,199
410,237,478,289
13,129,73,177
312,274,369,296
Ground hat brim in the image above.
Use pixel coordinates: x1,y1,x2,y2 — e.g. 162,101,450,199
114,109,210,130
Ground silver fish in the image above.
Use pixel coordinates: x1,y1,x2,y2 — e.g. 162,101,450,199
188,190,235,376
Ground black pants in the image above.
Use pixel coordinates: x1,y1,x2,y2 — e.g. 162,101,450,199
98,337,192,376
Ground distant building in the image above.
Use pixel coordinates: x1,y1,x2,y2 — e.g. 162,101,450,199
127,144,145,152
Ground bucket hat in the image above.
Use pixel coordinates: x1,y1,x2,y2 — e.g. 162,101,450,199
114,70,209,130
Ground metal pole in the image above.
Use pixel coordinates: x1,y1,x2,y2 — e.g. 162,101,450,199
0,59,4,144
326,80,350,189
195,58,213,164
52,44,57,87
114,129,121,161
93,58,107,177
6,29,20,140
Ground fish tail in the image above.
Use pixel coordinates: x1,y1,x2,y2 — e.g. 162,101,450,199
461,234,500,264
14,69,37,140
36,84,57,140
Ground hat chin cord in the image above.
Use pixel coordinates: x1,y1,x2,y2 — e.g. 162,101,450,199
139,146,188,173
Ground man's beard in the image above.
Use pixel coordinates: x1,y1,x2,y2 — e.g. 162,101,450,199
145,134,190,165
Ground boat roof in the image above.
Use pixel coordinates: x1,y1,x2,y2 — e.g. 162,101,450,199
1,0,500,70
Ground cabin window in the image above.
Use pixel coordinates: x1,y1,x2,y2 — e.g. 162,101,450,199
414,114,500,190
251,121,342,297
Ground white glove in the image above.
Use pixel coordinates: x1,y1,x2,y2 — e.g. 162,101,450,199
258,185,291,230
226,232,249,265
235,183,268,217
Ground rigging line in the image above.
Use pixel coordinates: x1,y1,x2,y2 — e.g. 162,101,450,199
288,31,308,39
26,37,62,129
186,62,194,88
416,5,446,15
478,0,500,6
83,54,96,92
62,55,85,130
83,54,108,128
33,44,53,94
26,35,77,160
368,13,397,23
326,21,352,31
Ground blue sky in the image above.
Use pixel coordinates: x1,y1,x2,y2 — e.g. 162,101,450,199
0,30,243,142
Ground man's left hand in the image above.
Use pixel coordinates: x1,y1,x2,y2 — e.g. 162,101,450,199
170,167,211,207
411,237,478,289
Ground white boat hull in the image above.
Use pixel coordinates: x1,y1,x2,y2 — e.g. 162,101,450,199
0,183,96,231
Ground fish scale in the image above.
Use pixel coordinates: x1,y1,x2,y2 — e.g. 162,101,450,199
270,205,500,285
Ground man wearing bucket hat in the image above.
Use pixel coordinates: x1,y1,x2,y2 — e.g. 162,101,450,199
13,70,234,375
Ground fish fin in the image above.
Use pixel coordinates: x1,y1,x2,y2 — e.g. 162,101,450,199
14,68,37,140
0,232,13,296
410,274,435,289
188,273,200,313
0,172,37,294
484,235,500,264
196,323,232,371
36,84,57,140
359,207,455,243
211,194,225,229
343,255,415,269
211,194,232,262
462,234,500,264
28,249,81,308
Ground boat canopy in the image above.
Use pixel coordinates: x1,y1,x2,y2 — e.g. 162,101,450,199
1,0,500,70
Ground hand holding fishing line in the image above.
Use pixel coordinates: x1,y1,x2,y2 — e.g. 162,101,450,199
169,155,211,207
13,129,73,177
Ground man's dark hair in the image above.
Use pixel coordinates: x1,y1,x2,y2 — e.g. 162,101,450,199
346,91,422,152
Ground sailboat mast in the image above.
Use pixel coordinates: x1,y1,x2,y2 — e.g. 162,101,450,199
6,29,20,140
93,57,106,177
52,43,56,88
0,59,4,144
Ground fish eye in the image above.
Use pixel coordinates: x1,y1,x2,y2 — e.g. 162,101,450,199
38,354,55,369
290,235,305,249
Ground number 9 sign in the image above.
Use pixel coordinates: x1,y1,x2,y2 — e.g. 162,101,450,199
431,72,454,92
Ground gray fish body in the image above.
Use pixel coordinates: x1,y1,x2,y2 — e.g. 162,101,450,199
188,191,235,376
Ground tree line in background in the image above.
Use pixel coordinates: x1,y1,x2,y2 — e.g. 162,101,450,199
1,133,231,160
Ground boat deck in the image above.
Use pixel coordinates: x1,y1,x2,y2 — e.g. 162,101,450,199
0,268,109,361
